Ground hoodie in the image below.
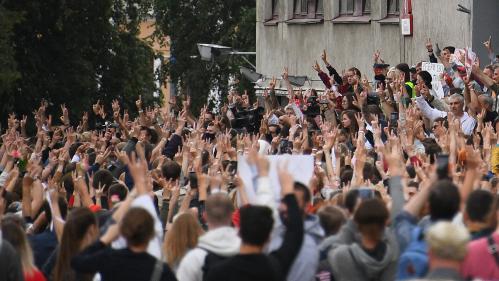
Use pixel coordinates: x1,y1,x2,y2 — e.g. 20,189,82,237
328,231,399,281
176,226,241,281
319,219,360,252
268,215,325,281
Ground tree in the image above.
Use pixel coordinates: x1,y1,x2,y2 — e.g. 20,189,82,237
0,3,22,115
154,0,256,114
1,0,158,129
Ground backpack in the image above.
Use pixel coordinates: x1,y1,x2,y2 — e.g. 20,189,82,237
200,248,228,281
397,227,428,280
487,235,499,266
316,244,334,281
150,258,164,281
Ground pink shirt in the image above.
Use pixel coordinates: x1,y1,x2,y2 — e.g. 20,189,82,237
461,232,499,280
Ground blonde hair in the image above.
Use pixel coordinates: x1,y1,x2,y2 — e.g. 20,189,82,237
426,221,470,261
163,212,204,268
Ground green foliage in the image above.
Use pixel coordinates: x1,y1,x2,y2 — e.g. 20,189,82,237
0,0,255,127
0,4,22,108
154,0,256,114
0,0,159,128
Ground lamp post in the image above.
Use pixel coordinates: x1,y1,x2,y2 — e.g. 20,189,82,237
197,43,256,69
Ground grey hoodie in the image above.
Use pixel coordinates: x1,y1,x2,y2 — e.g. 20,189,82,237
319,219,359,252
268,214,325,281
328,231,399,281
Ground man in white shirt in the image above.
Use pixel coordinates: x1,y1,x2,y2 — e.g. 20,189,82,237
415,93,476,135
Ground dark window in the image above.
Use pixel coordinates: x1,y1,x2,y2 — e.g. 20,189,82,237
316,0,324,15
364,0,371,14
340,0,370,16
272,0,279,19
294,0,324,18
387,0,400,15
340,0,354,15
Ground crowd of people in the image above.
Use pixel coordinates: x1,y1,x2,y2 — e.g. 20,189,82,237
1,36,499,281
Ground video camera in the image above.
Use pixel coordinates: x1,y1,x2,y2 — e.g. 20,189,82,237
232,107,263,134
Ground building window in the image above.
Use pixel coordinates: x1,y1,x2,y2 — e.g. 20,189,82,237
339,0,370,16
316,0,324,15
294,0,324,18
387,0,400,15
272,0,279,19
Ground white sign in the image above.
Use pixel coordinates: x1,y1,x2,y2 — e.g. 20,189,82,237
421,62,444,76
401,18,411,35
422,62,445,99
237,154,314,204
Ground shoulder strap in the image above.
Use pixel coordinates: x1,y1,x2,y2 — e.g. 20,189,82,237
150,258,164,281
487,235,499,266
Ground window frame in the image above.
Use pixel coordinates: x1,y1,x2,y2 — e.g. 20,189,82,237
293,0,324,19
272,0,279,19
339,0,371,16
387,0,400,16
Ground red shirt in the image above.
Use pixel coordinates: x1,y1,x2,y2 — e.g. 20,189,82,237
24,268,47,281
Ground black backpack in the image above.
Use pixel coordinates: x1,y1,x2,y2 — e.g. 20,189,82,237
200,248,228,281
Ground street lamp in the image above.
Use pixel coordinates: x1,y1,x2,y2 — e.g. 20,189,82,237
197,43,256,70
197,43,308,88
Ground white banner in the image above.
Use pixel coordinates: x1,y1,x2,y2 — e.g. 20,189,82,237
422,62,445,99
238,154,314,204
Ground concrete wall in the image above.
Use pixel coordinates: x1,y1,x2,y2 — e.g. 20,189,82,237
403,0,472,64
472,0,499,66
256,0,495,90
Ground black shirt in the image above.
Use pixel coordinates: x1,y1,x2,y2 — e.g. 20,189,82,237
71,241,177,281
484,110,498,125
207,254,282,281
206,195,304,281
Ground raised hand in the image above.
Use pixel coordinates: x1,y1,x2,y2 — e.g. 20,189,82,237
93,100,101,115
277,160,293,196
269,76,277,90
483,35,492,51
282,67,289,81
127,153,148,194
312,60,322,72
60,104,70,125
136,95,143,110
425,38,433,52
373,50,381,62
112,99,120,113
95,182,106,200
82,111,88,124
323,129,337,152
354,112,365,130
321,49,330,65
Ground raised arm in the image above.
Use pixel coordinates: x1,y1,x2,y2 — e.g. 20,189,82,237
270,165,304,276
426,38,438,63
322,49,343,85
414,94,447,121
483,36,498,64
472,62,497,89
